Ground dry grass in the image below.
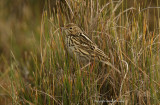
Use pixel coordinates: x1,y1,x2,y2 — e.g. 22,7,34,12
0,0,160,104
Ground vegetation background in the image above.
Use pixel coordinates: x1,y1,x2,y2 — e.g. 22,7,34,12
0,0,160,104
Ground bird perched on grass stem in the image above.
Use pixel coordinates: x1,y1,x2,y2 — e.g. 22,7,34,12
62,23,120,73
62,23,109,63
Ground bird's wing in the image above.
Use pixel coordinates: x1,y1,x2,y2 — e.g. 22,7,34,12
70,33,109,61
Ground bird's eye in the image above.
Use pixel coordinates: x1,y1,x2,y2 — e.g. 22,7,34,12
70,27,72,29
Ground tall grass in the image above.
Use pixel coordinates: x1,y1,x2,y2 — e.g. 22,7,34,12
0,0,160,104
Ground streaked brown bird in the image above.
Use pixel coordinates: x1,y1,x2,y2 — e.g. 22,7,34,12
63,23,109,64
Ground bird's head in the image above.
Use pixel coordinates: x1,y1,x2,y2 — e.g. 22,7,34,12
63,23,83,35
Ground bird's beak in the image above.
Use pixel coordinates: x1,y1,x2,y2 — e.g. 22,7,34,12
61,27,66,30
61,27,68,34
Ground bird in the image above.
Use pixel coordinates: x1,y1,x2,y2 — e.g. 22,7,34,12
62,23,120,73
62,23,109,64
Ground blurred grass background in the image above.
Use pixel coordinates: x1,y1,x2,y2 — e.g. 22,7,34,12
0,0,160,104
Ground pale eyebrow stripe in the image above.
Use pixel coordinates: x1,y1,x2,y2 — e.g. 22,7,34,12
71,26,77,28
